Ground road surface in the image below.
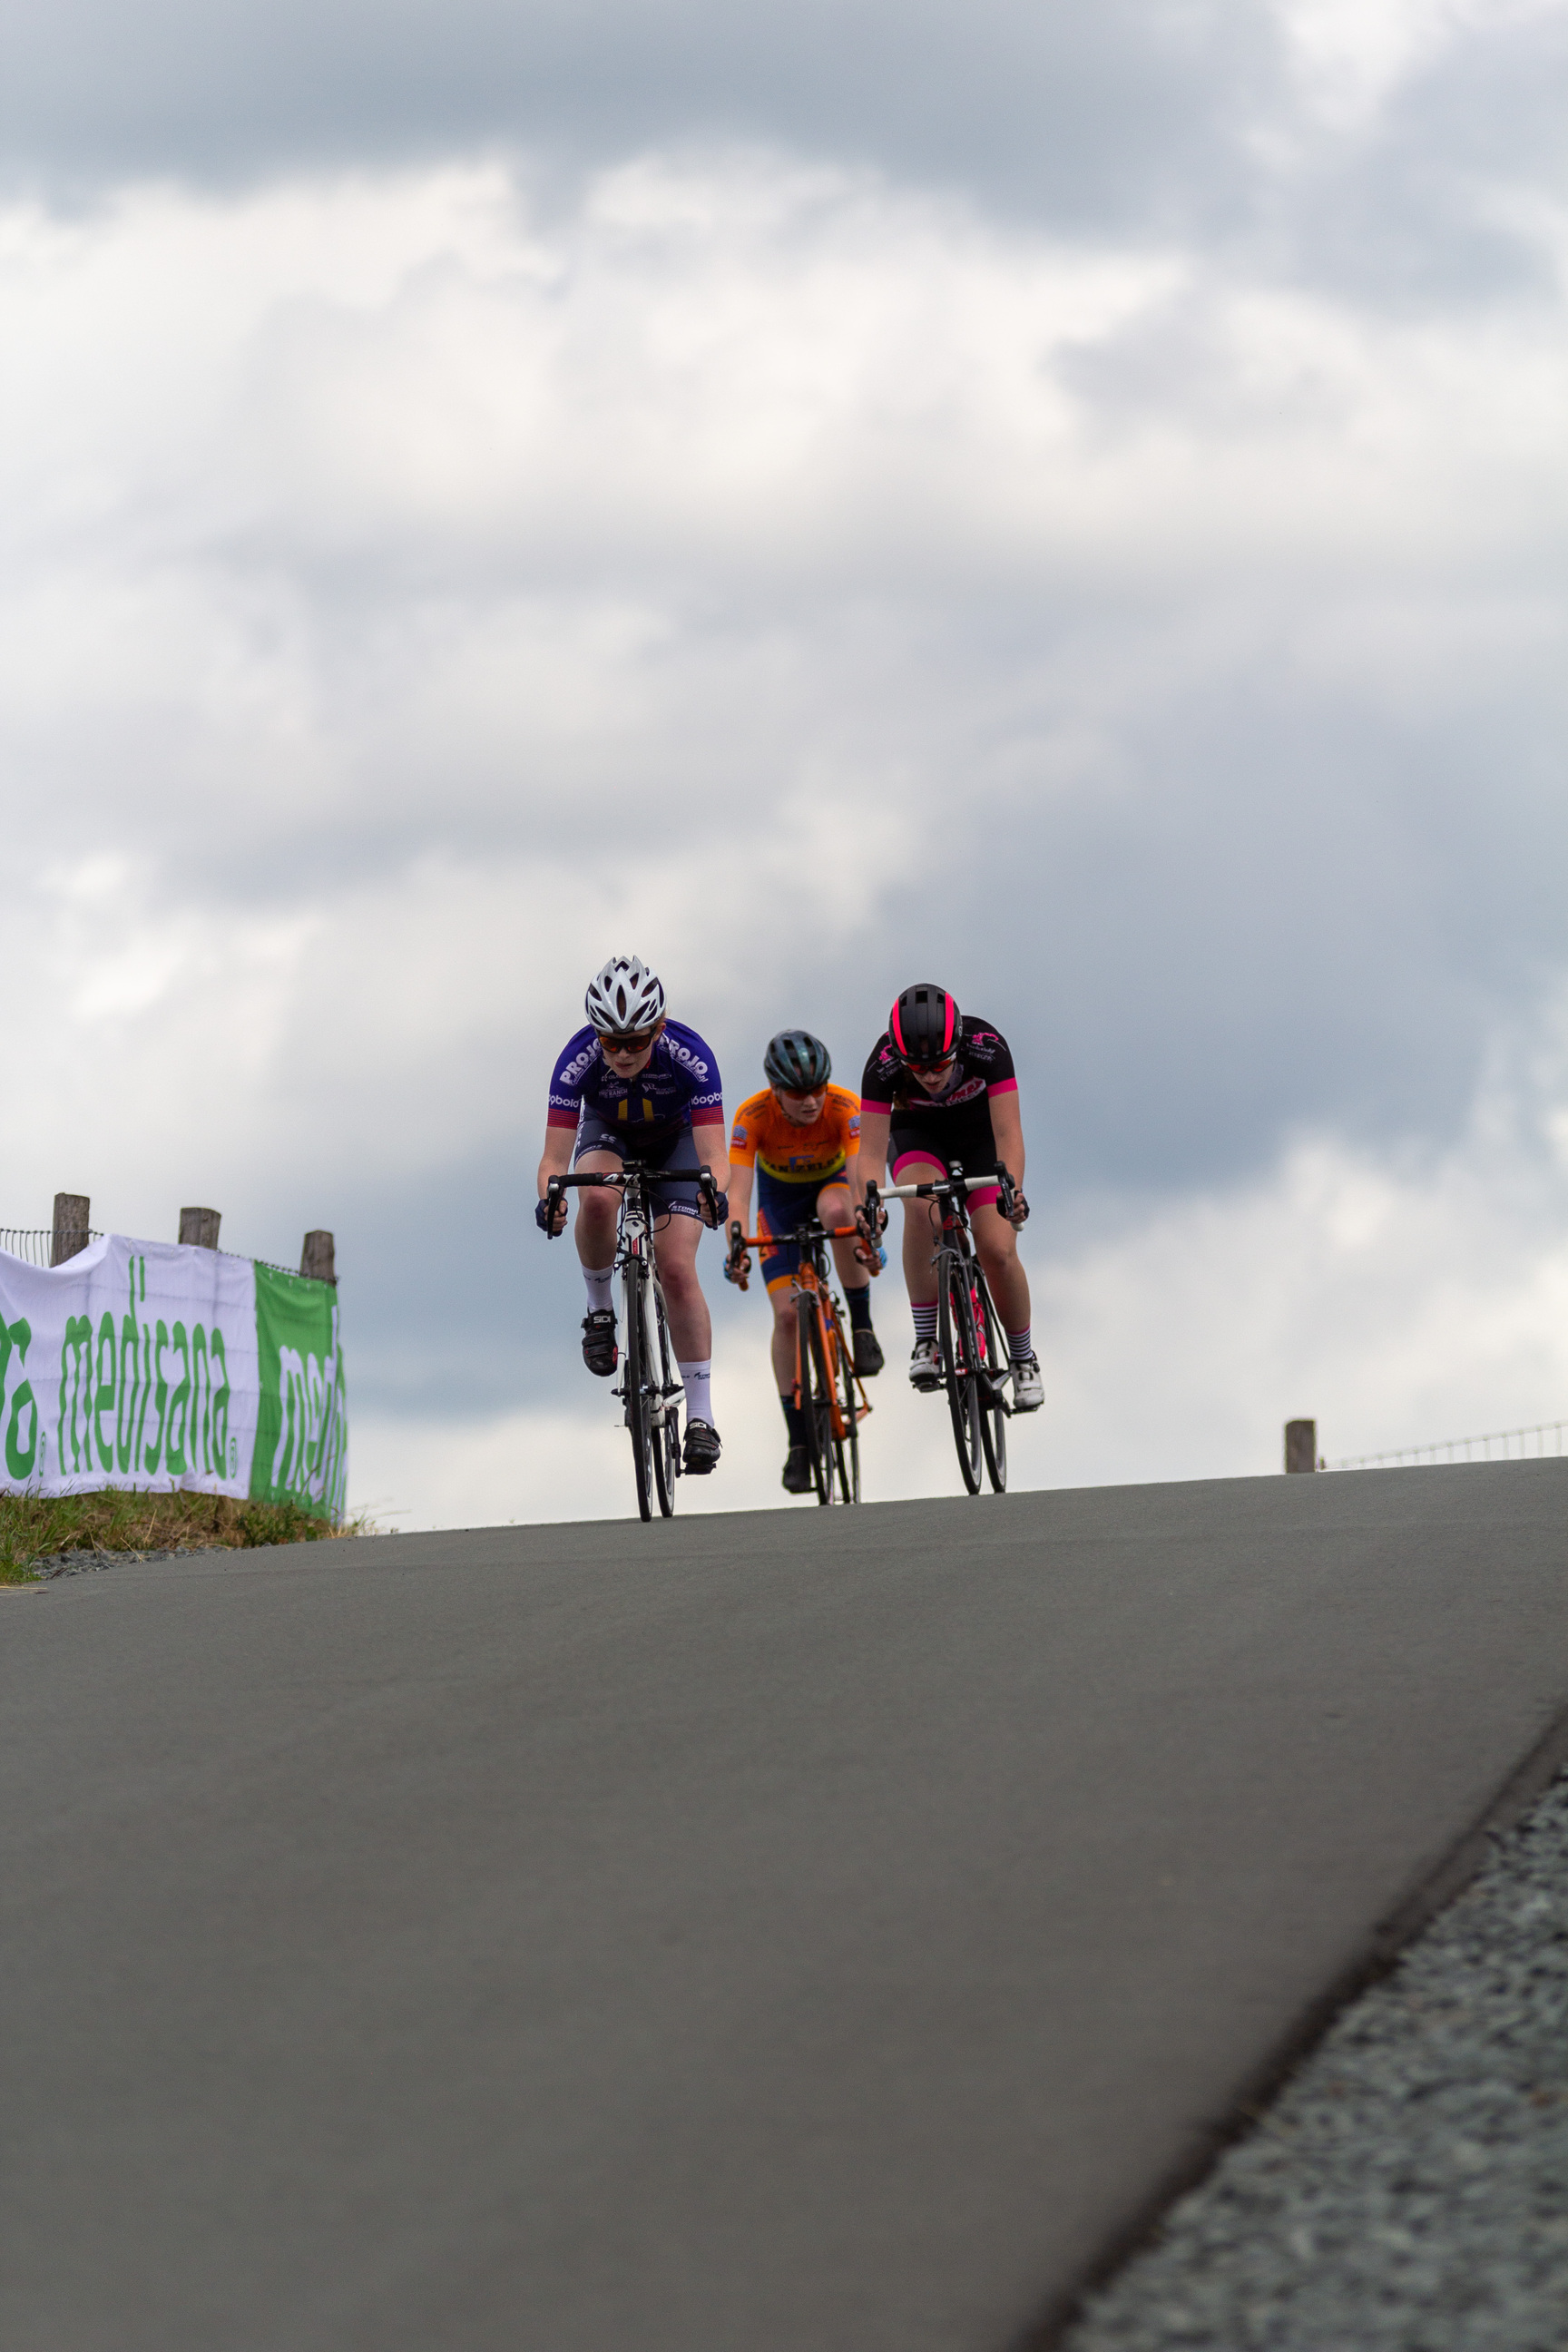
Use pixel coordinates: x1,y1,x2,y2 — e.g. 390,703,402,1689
4,1462,1566,2349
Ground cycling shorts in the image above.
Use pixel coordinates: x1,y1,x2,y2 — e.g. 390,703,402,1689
888,1100,1001,1210
573,1112,707,1220
756,1165,853,1292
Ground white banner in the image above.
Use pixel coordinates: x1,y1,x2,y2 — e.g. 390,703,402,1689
1,1235,259,1499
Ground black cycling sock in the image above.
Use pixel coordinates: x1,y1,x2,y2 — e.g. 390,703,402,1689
780,1395,807,1447
845,1283,874,1331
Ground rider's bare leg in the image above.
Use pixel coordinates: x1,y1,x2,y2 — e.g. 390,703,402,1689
572,1149,715,1377
572,1149,624,1269
816,1181,870,1303
769,1289,799,1396
971,1200,1030,1335
896,1158,946,1304
571,1147,624,1321
652,1209,710,1366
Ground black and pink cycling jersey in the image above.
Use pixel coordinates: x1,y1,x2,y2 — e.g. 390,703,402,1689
860,1017,1018,1208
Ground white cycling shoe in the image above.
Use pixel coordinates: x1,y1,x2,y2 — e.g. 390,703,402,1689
1010,1352,1044,1413
908,1338,943,1392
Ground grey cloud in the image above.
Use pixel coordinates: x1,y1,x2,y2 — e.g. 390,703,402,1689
7,0,1566,309
5,35,1565,1438
1255,15,1568,309
3,0,1266,229
13,564,1565,1226
282,616,1568,1424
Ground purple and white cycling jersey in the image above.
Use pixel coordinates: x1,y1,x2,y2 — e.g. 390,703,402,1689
546,1020,723,1142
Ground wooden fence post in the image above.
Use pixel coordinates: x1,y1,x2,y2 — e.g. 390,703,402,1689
179,1208,221,1250
300,1230,336,1284
1285,1417,1318,1474
52,1193,91,1267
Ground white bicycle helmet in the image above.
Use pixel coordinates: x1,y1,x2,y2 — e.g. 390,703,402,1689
584,954,666,1036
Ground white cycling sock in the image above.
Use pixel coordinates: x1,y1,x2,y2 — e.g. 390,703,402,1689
583,1263,615,1317
911,1300,938,1344
680,1359,713,1426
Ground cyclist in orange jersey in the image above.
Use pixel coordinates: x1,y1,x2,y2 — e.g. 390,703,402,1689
724,1029,885,1494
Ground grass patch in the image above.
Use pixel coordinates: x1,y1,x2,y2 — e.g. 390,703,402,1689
0,1489,370,1582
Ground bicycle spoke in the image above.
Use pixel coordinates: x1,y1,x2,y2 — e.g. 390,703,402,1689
831,1302,861,1504
805,1295,835,1504
974,1271,1008,1494
650,1275,677,1517
938,1253,984,1495
624,1256,654,1522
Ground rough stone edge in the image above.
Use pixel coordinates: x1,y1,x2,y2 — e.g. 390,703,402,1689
1009,1698,1568,2352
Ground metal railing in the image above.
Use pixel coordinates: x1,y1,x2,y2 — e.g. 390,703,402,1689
1330,1419,1568,1471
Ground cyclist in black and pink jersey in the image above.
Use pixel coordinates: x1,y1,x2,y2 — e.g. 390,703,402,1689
535,954,730,1474
857,982,1044,1411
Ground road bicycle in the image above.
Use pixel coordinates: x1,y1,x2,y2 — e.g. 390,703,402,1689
727,1211,872,1504
863,1161,1017,1496
545,1163,722,1522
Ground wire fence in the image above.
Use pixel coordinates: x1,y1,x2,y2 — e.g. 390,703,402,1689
1330,1420,1568,1471
0,1228,328,1285
0,1228,101,1268
230,1250,329,1285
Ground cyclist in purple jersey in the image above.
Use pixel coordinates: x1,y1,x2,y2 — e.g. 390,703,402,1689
858,981,1044,1412
536,955,730,1474
546,1021,724,1135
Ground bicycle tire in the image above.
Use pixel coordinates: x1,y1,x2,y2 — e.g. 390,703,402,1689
831,1303,861,1504
974,1271,1008,1494
801,1294,836,1505
623,1254,655,1523
650,1275,678,1517
938,1255,984,1495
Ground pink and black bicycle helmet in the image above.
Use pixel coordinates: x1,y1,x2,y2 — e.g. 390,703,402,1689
889,983,958,1066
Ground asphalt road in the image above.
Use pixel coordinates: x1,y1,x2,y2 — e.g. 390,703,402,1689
4,1463,1567,2352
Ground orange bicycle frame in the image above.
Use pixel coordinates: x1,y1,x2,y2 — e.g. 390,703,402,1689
732,1224,871,1440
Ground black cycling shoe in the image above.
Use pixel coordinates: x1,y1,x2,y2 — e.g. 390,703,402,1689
581,1309,618,1377
781,1444,813,1494
683,1418,722,1475
852,1326,885,1377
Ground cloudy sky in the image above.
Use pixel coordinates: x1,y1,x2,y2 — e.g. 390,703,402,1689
4,0,1566,1523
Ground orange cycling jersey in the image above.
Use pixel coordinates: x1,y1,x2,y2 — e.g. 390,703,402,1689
729,1084,861,1184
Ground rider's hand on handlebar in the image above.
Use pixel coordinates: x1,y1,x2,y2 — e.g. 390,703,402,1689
1004,1190,1030,1229
535,1194,567,1237
699,1184,729,1230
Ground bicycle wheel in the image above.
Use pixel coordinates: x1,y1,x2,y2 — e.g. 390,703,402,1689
622,1256,655,1523
799,1293,835,1504
973,1272,1008,1494
830,1304,861,1504
650,1276,679,1517
938,1255,984,1495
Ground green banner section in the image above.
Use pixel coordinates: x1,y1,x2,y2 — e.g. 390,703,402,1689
252,1265,348,1521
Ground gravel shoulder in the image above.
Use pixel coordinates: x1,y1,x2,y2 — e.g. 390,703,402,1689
38,1545,212,1575
1063,1769,1568,2352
